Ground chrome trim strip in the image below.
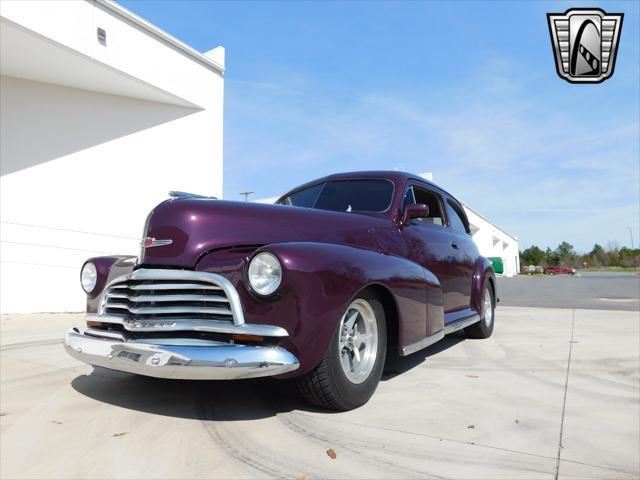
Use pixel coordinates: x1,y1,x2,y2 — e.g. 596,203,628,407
443,314,481,335
87,314,290,337
401,330,445,356
132,338,232,347
99,269,245,325
103,304,233,316
110,283,223,291
64,329,299,380
107,293,229,303
84,328,126,342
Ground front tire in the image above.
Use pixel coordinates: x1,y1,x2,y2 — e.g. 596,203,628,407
465,283,495,339
297,291,387,411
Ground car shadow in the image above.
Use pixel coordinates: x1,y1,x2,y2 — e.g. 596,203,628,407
71,370,310,421
71,333,466,420
381,332,466,381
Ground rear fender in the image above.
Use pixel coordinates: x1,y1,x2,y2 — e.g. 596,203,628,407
472,256,496,314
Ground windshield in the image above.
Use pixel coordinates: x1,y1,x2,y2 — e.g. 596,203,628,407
278,179,394,213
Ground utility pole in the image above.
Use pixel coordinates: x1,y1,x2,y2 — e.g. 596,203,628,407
626,226,634,249
239,191,254,202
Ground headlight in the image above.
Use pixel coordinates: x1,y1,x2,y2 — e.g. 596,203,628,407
80,262,98,293
248,252,282,296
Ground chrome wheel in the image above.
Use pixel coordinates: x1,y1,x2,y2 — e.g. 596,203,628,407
483,288,493,327
338,298,378,384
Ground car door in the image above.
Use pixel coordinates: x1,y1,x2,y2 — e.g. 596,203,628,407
442,197,476,313
401,183,466,314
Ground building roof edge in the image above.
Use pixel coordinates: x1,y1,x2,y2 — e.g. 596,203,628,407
93,0,225,74
462,203,519,243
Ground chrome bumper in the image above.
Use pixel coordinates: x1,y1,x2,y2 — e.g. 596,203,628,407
64,328,300,380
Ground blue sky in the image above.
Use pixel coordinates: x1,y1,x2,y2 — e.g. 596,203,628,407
120,1,639,253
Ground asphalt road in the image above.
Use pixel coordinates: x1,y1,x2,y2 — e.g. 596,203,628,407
1,307,639,479
497,272,640,311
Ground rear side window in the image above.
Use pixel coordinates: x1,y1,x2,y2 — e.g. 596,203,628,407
280,183,324,208
409,186,445,226
446,200,470,234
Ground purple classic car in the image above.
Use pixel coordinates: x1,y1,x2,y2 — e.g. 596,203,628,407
65,171,496,410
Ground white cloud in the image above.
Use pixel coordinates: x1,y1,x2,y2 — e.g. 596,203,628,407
224,62,639,252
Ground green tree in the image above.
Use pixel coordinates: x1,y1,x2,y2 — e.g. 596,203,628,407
520,246,545,266
589,244,607,267
545,247,559,266
619,247,640,267
555,241,576,266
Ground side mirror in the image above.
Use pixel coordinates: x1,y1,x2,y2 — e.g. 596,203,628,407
403,203,429,225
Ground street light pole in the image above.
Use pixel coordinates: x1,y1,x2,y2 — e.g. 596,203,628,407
626,226,634,249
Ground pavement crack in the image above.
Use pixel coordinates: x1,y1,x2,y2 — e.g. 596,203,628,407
555,308,576,480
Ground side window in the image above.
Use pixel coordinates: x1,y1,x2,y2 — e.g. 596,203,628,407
403,186,416,207
445,200,470,234
279,183,324,208
410,186,445,226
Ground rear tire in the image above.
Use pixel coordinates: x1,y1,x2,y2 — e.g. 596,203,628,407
297,291,387,411
465,283,495,339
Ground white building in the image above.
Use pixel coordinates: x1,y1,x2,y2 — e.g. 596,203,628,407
464,205,519,277
0,0,225,313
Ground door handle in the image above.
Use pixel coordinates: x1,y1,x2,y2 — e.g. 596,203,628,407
450,241,459,250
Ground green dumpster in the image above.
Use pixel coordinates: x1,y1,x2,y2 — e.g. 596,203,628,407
488,257,504,274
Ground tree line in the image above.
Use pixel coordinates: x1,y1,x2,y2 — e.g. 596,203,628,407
520,242,640,268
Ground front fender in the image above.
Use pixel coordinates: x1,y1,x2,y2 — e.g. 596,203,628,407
84,256,137,312
250,242,443,375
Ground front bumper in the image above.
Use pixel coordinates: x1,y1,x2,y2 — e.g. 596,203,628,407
64,328,300,380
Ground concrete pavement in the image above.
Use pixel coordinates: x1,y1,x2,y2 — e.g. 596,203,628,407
497,272,640,311
1,307,638,479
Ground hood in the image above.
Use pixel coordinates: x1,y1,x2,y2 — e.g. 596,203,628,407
141,199,392,267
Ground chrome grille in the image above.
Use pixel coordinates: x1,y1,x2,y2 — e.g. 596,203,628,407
99,269,244,326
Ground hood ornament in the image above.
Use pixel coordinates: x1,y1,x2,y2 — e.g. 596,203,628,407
169,191,217,200
141,237,173,248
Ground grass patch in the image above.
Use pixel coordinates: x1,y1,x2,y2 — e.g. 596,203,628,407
582,267,639,273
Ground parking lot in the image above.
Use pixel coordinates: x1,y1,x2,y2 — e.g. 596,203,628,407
1,273,639,479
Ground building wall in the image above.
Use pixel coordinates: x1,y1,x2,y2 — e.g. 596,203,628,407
464,206,519,277
0,1,224,313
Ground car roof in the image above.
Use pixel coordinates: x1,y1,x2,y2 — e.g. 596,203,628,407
280,170,458,202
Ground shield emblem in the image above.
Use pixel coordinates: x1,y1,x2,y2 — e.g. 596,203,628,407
547,8,623,83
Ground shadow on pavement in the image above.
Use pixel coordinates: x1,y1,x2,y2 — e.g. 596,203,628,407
71,371,309,421
382,332,465,380
71,333,466,420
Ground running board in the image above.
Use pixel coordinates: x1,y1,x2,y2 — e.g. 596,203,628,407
444,313,481,334
400,313,482,356
401,330,445,356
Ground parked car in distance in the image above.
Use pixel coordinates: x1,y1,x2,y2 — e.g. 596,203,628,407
544,266,576,275
64,171,496,410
